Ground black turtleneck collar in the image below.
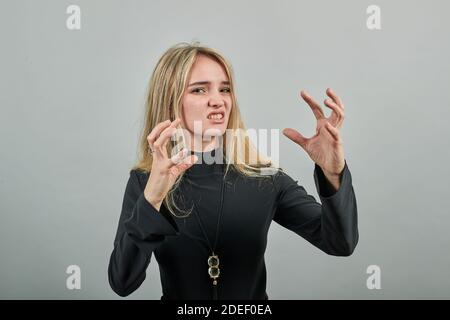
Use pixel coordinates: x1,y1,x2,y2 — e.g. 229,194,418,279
187,147,225,176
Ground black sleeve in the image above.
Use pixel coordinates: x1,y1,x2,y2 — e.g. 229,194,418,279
273,159,359,256
108,170,180,296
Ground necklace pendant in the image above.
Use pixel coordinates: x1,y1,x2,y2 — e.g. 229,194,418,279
208,254,220,281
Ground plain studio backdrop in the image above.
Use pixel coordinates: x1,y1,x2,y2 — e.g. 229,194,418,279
1,0,449,299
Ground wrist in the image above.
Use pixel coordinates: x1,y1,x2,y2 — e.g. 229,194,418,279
318,166,343,194
144,192,163,211
321,162,345,178
322,171,341,183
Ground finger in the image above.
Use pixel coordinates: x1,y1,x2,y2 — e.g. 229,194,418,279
282,128,308,149
153,124,179,155
147,119,172,150
324,98,344,128
326,88,344,110
169,148,189,166
170,155,199,177
149,118,182,146
162,123,183,150
170,118,182,127
324,122,340,142
301,91,325,120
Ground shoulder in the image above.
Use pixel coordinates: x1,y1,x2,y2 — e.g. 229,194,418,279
271,167,298,189
129,168,150,189
240,167,299,196
270,167,315,204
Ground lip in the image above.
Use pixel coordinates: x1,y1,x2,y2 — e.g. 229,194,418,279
207,117,225,124
207,110,225,117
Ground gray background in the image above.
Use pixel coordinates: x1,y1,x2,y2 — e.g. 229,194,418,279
1,0,449,299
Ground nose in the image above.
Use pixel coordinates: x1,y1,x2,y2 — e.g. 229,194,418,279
208,91,225,108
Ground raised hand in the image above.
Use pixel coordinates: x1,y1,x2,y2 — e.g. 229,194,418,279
282,88,346,178
144,118,198,211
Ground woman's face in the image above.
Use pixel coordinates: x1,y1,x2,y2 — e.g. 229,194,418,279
181,54,232,151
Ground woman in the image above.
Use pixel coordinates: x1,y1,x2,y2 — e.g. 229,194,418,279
108,41,359,300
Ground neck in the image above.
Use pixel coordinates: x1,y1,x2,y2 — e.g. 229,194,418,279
188,135,221,153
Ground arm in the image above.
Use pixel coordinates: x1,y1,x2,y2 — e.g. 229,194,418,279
108,170,180,297
273,159,358,256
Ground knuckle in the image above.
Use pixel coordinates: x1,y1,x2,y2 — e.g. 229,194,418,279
165,128,176,139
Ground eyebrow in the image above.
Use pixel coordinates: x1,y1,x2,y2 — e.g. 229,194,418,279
188,81,230,87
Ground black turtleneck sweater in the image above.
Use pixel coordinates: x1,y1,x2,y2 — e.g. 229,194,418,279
108,147,359,300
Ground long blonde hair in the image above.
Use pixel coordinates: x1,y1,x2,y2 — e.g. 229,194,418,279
132,41,280,217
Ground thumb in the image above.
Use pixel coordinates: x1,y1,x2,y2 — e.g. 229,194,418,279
283,128,308,149
171,154,198,177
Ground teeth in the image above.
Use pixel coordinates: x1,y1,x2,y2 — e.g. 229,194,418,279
208,113,223,120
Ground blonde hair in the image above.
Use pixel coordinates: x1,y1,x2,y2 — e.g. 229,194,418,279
131,41,280,217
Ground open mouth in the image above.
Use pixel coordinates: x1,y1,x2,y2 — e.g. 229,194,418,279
207,111,225,123
207,113,224,120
